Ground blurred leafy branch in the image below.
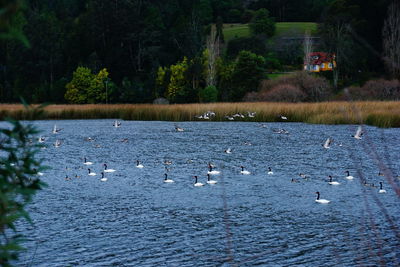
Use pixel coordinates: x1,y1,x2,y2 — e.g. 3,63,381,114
0,102,47,266
0,0,29,47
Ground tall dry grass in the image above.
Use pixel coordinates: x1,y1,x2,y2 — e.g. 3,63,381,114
0,102,399,127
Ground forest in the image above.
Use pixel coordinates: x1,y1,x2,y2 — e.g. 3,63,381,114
0,0,398,104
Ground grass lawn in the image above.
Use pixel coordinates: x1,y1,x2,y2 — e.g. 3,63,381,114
223,22,318,42
267,73,291,80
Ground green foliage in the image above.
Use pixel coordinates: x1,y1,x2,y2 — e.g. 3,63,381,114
230,50,266,101
64,67,109,104
226,36,267,59
166,57,190,103
0,0,29,47
0,105,46,265
216,58,235,100
227,9,242,23
248,8,275,38
241,9,255,23
199,85,218,102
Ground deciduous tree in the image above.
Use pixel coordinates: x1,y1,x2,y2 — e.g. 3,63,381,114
383,0,400,79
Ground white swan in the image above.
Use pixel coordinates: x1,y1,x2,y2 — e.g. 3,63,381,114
315,192,330,204
240,166,250,175
83,157,93,165
164,173,174,183
136,160,144,169
345,170,354,180
206,174,217,184
352,125,363,139
225,148,232,154
100,172,107,182
378,182,386,193
267,167,274,175
328,175,340,185
88,168,96,176
193,176,204,187
103,163,116,173
208,164,220,175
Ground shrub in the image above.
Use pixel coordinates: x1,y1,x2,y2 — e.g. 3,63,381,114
199,86,218,103
262,84,306,102
346,79,400,100
362,79,400,100
258,71,332,101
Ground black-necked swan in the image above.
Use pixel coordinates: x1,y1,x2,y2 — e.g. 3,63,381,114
88,169,96,176
38,136,45,143
193,176,204,187
328,175,340,185
208,164,220,175
352,126,363,139
323,138,332,149
100,172,107,182
103,163,116,173
240,166,250,175
53,140,61,148
175,124,184,132
299,173,310,179
378,182,387,193
136,160,144,168
65,175,70,181
206,174,217,184
33,168,43,176
52,124,61,134
378,171,385,176
267,167,273,175
113,120,121,127
83,157,93,165
315,192,330,204
164,173,174,183
345,170,354,180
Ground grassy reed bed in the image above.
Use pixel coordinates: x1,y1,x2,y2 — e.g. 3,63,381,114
0,102,399,128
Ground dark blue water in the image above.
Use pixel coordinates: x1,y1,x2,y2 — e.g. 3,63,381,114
10,120,400,266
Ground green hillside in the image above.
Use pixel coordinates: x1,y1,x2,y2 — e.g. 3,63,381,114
223,22,318,42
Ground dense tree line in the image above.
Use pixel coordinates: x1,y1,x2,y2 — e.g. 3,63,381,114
0,0,395,104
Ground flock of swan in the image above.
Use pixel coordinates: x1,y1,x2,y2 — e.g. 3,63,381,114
35,120,397,205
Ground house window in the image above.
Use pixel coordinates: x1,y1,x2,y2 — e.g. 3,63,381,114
321,63,325,68
328,63,333,68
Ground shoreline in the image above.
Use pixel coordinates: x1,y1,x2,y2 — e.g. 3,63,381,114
0,101,399,128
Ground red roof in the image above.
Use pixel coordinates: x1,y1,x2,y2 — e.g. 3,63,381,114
306,52,335,65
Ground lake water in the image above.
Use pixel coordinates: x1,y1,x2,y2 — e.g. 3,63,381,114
10,120,400,266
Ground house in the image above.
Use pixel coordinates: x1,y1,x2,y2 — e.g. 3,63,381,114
304,52,336,72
